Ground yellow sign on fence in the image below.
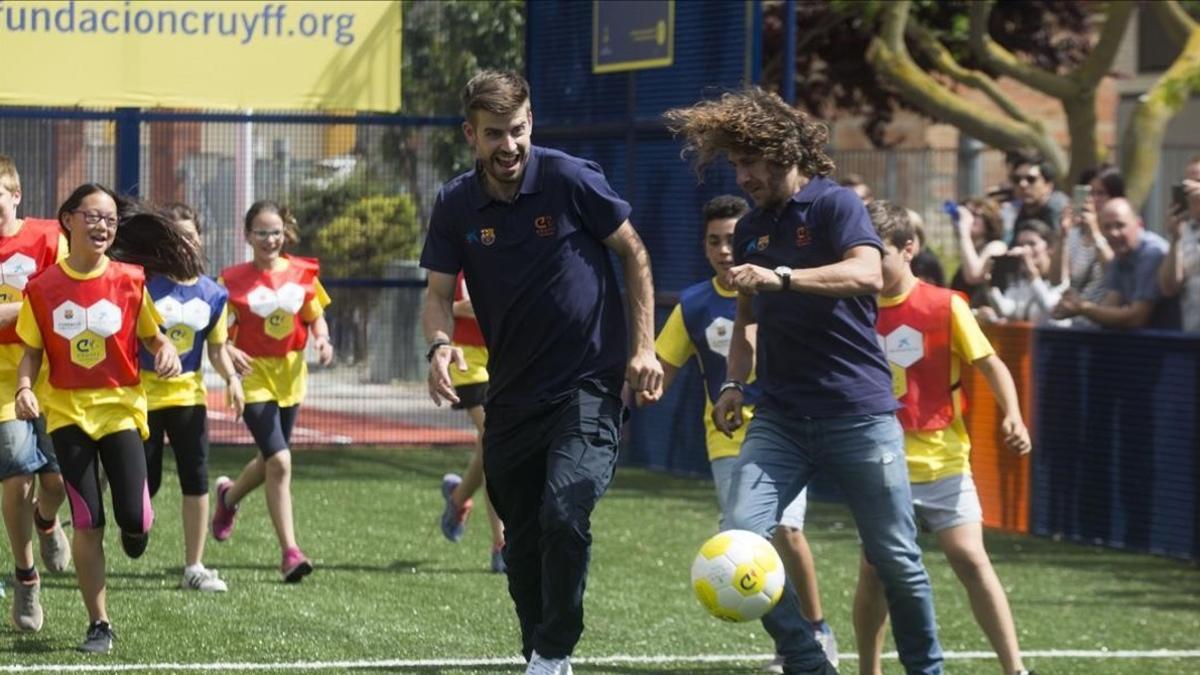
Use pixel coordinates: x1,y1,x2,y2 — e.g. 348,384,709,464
2,0,401,111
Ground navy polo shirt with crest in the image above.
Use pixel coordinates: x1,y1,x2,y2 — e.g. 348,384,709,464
732,176,898,418
420,145,631,408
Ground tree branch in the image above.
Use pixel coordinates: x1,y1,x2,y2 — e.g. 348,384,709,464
868,1,1066,171
1147,0,1198,48
1121,23,1200,208
1073,1,1135,87
968,1,1078,99
906,19,1034,125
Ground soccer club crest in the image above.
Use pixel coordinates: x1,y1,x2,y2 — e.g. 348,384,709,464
480,228,496,246
755,235,769,251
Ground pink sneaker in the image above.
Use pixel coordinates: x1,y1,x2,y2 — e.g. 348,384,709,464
211,476,238,542
281,547,313,583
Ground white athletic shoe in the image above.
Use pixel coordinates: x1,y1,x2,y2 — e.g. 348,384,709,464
526,650,573,675
181,565,228,592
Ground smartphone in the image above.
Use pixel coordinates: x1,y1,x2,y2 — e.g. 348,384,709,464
990,255,1021,291
1173,183,1189,213
1073,184,1092,209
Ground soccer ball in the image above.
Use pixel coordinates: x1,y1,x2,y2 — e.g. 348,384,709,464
690,529,785,622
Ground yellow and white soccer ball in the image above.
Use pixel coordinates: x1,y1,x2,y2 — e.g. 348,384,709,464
690,529,785,622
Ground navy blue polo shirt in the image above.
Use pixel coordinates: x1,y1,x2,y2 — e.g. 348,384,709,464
420,145,631,407
733,176,898,418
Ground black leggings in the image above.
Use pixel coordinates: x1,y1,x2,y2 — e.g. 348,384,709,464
52,426,152,533
145,405,209,497
242,402,298,458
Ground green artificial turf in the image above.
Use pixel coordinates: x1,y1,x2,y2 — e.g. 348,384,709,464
3,447,1197,674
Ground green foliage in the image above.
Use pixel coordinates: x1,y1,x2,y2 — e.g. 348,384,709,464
313,194,421,277
395,0,525,185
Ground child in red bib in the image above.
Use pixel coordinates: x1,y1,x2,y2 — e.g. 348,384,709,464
16,184,200,654
211,201,332,584
856,201,1036,675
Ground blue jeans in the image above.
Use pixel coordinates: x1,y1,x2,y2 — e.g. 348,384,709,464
729,409,943,675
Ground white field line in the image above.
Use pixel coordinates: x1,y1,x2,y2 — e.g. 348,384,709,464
7,649,1200,672
207,409,353,445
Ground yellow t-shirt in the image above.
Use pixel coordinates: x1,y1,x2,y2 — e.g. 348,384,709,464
220,273,331,408
143,300,230,411
0,232,68,422
449,344,489,387
16,259,163,439
655,281,754,461
879,288,995,483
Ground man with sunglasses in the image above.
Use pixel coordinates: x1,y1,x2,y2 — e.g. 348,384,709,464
1009,155,1069,241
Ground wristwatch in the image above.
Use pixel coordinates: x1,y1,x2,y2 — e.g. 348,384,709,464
425,338,451,361
718,380,745,396
773,266,792,291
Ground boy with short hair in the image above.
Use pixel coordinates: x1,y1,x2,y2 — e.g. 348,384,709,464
0,154,72,633
856,200,1035,675
645,194,837,669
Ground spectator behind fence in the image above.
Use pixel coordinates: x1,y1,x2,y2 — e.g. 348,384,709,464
1157,154,1200,331
981,219,1068,325
839,173,873,204
949,198,1007,307
1052,166,1122,322
1009,154,1068,240
907,210,945,286
1053,198,1177,330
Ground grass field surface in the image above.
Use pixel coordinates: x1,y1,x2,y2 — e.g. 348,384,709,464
3,447,1197,674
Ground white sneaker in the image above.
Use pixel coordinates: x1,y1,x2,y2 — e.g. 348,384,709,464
181,565,228,592
526,650,572,675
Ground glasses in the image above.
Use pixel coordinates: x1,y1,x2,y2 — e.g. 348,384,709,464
71,210,118,227
1011,174,1042,185
250,230,284,240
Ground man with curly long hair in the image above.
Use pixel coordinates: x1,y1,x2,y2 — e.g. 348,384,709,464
665,88,944,675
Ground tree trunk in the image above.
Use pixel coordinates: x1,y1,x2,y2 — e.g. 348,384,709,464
1121,27,1200,209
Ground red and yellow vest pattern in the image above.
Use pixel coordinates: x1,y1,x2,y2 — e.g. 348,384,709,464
452,272,485,347
0,218,63,344
876,281,956,431
223,256,319,358
25,261,145,389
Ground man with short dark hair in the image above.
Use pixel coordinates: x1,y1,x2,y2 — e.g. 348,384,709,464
1054,197,1175,329
1010,157,1068,237
420,69,661,675
666,87,943,675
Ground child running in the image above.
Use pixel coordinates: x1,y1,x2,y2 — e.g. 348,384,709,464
0,154,72,634
857,201,1035,675
439,272,506,573
211,200,332,583
15,184,195,653
138,202,244,592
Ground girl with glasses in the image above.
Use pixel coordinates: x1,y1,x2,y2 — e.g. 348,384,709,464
15,183,197,653
210,200,332,583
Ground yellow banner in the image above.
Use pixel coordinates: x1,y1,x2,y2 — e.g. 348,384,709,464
2,0,401,111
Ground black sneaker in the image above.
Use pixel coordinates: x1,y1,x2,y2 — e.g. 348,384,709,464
120,530,148,559
79,620,114,654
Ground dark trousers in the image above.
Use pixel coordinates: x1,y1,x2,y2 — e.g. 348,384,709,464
53,426,152,533
483,382,622,661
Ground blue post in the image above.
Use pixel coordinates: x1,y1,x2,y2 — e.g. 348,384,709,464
748,0,764,84
115,107,140,196
783,0,796,103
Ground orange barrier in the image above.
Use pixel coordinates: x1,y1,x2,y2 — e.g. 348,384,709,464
961,322,1034,534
